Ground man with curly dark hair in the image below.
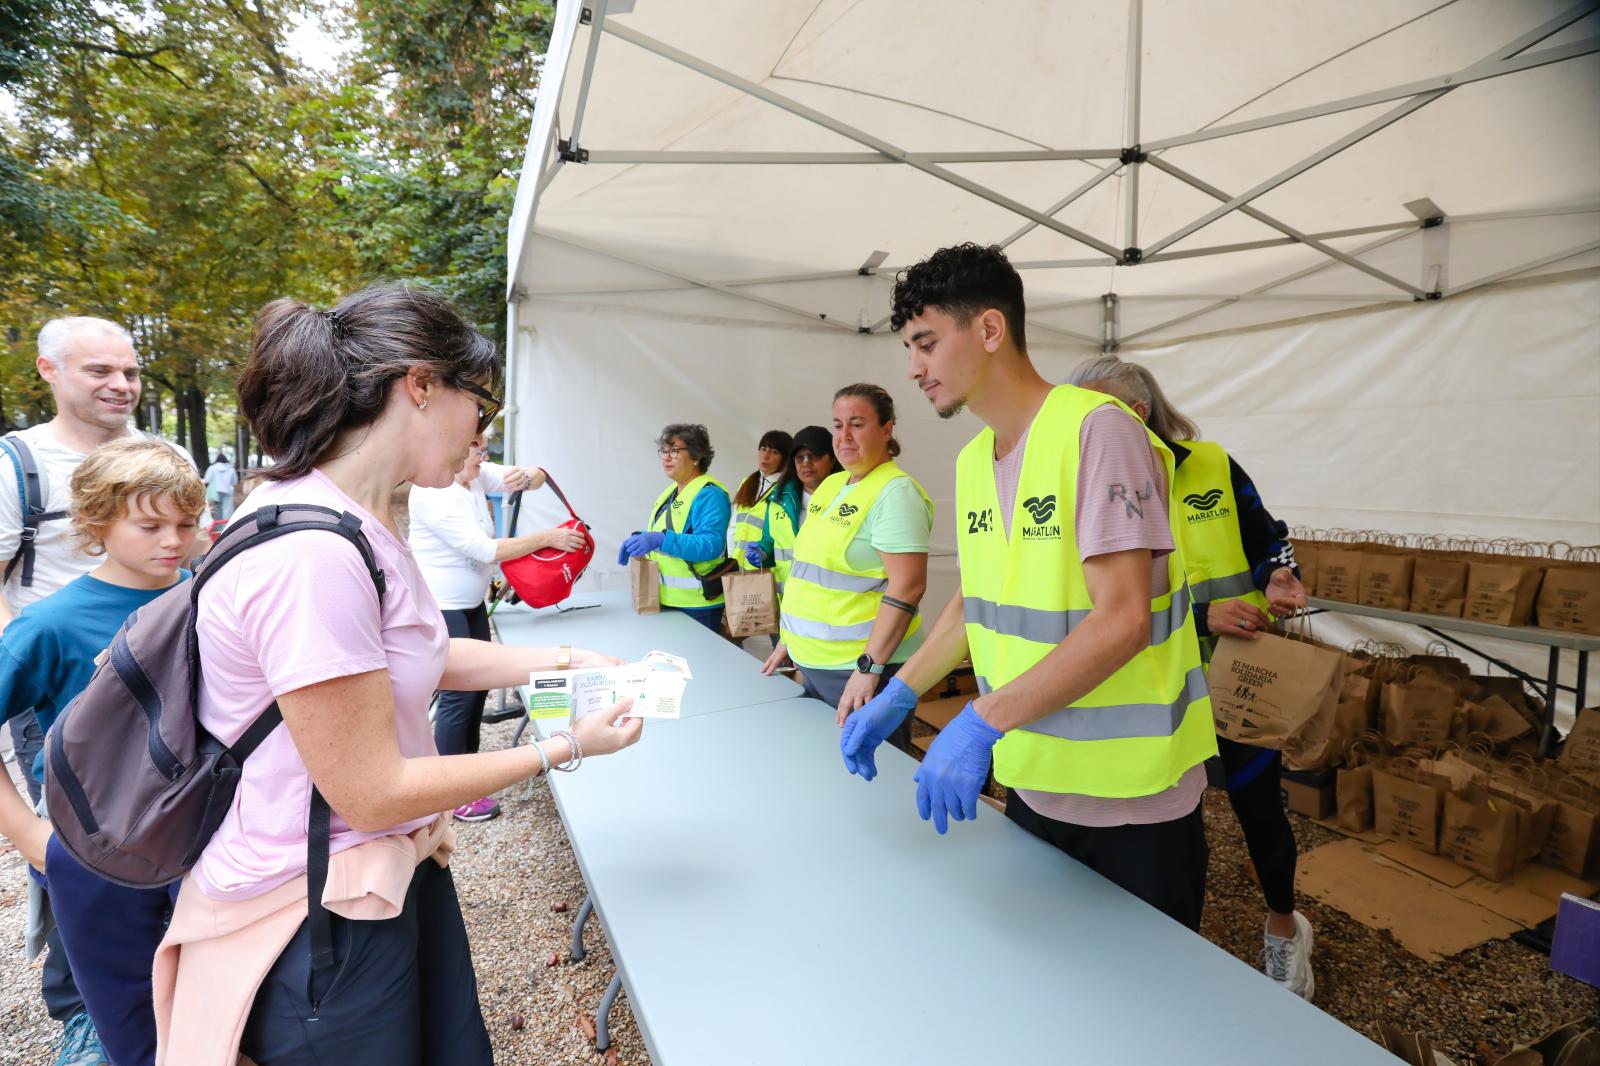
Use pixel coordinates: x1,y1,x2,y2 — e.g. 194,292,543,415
839,243,1218,932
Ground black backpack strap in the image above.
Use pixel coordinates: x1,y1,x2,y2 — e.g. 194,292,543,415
2,434,68,588
227,701,283,762
306,787,336,986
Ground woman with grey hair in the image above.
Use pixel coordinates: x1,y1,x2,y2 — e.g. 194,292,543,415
1069,354,1315,1001
617,423,733,631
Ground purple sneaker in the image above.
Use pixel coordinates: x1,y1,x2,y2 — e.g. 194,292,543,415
452,797,501,823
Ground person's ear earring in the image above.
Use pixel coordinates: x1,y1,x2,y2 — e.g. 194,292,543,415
418,401,430,411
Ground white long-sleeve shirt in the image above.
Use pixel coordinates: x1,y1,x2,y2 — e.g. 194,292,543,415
407,463,507,610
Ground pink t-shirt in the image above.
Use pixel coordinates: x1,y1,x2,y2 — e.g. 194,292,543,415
191,470,447,900
996,404,1205,827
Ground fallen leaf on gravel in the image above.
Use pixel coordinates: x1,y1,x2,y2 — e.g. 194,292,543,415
511,1013,525,1031
554,900,570,913
604,1048,620,1065
546,951,560,968
578,1013,597,1042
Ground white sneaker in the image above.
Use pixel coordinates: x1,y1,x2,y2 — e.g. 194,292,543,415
1262,911,1315,1000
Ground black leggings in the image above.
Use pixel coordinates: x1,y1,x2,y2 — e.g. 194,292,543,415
1217,737,1298,916
433,604,492,756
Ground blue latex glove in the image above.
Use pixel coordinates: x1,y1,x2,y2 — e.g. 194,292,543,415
743,542,766,568
617,531,665,565
914,704,1004,834
839,676,918,782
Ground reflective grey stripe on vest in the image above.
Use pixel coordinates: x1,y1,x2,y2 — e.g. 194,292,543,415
789,560,887,594
734,512,765,532
1189,570,1255,603
659,574,703,590
963,583,1190,647
775,548,794,562
977,664,1208,742
780,611,875,642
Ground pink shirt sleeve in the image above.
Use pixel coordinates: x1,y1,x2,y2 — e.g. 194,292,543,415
227,529,390,697
1075,405,1174,562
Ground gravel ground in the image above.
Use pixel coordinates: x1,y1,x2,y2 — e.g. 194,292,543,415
1,716,1595,1065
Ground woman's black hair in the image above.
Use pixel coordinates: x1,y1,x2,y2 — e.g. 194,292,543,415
239,284,500,481
734,429,794,508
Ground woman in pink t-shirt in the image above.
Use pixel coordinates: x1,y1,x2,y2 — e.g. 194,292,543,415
191,285,642,1065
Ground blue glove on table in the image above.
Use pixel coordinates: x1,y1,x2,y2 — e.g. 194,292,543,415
914,703,1004,834
839,676,918,782
616,531,665,565
743,542,766,568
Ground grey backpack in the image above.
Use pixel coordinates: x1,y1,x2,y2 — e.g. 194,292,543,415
44,503,386,975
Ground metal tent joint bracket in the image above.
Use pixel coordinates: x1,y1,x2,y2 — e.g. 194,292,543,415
580,7,594,25
1119,146,1147,166
558,139,589,164
1121,247,1144,265
1421,216,1446,228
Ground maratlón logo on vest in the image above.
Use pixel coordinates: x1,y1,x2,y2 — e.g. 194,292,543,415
1020,494,1060,540
1182,487,1232,525
830,501,859,528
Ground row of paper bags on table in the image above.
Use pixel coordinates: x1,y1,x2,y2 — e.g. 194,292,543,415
1207,623,1600,880
1291,530,1600,634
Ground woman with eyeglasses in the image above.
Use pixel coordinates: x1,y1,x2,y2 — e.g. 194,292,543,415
742,425,834,593
159,284,642,1065
408,434,588,823
617,423,732,632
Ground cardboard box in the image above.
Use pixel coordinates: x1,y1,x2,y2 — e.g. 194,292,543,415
1281,768,1336,820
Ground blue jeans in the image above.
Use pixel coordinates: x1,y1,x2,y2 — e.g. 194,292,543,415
44,835,179,1066
675,605,724,632
242,860,491,1066
433,605,491,756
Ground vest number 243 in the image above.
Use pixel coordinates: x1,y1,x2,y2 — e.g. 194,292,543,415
966,509,995,534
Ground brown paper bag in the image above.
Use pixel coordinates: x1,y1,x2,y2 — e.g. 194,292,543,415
1465,694,1533,747
1359,550,1415,611
1536,562,1600,635
629,557,661,614
1337,763,1374,832
1372,760,1447,853
720,569,778,638
1541,777,1600,876
1285,698,1368,772
1559,708,1600,781
1317,547,1363,603
1379,671,1461,749
1442,785,1525,881
1293,539,1320,596
1411,554,1468,617
1464,558,1544,626
1206,630,1343,749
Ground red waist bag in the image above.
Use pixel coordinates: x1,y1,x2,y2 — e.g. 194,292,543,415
499,469,594,608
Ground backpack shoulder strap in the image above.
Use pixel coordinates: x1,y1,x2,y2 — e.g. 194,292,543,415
2,432,68,587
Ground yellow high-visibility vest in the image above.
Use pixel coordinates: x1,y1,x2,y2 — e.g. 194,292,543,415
780,462,931,668
647,474,729,609
1171,439,1272,660
956,385,1216,798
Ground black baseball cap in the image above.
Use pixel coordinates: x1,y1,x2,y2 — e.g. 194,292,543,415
790,425,835,464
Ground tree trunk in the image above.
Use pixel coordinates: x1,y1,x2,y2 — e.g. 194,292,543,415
184,386,208,464
174,392,186,447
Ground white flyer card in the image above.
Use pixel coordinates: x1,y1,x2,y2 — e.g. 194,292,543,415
528,650,691,721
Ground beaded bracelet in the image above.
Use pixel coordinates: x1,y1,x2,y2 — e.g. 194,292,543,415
533,738,551,776
549,729,584,772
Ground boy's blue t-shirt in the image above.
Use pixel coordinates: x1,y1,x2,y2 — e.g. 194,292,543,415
0,571,187,783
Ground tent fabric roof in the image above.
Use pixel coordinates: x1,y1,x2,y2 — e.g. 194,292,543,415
509,0,1600,346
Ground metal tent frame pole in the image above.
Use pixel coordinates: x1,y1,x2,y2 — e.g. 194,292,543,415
600,21,1123,259
1141,3,1598,256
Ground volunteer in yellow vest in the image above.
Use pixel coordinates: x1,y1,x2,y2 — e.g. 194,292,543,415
729,429,792,570
617,423,732,633
840,243,1215,931
1072,356,1315,993
762,386,931,745
742,426,826,598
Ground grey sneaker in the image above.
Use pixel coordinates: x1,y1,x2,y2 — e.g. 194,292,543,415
1262,911,1315,1001
54,1012,107,1066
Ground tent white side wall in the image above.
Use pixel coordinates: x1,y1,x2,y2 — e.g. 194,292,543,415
506,1,1600,720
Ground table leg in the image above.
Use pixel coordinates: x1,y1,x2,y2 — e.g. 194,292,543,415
1578,651,1591,715
595,972,622,1052
1540,646,1561,758
511,713,529,748
571,894,594,961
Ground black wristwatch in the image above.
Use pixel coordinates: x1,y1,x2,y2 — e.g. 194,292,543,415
856,654,886,676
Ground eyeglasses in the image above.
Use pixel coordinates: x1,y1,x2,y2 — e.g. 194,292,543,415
453,378,503,434
657,446,688,458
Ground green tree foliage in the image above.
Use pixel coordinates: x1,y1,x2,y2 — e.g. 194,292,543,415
0,0,549,449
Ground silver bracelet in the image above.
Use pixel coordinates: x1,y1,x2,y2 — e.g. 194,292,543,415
549,729,583,772
533,738,551,776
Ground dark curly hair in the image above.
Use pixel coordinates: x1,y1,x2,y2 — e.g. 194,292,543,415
888,243,1027,353
657,423,714,473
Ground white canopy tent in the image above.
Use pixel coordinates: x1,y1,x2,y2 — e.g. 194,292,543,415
505,1,1600,716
